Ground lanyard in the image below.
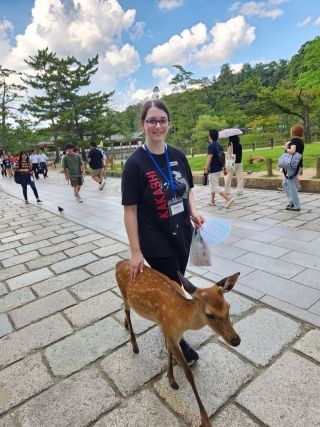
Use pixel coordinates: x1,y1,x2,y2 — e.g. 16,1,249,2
144,144,176,195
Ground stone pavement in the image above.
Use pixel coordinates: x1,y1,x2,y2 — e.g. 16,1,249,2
0,173,319,426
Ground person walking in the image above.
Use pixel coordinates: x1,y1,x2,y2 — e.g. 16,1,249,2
204,129,234,207
282,124,304,211
88,142,105,190
62,143,85,203
38,150,48,178
224,134,244,196
121,99,205,366
29,150,40,179
14,152,42,204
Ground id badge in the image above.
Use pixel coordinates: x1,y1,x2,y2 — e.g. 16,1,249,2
168,198,184,216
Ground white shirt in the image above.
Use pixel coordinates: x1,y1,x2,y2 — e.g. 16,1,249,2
30,154,39,164
38,154,47,162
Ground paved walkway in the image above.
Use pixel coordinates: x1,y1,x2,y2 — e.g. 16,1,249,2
0,173,319,426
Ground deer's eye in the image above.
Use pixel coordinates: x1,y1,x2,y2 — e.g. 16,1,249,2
206,313,216,320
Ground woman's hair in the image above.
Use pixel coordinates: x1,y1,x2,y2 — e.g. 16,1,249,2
291,124,304,138
208,129,219,141
229,135,240,144
140,100,170,122
18,151,29,168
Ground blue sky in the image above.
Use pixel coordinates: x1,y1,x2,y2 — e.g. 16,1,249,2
0,0,319,110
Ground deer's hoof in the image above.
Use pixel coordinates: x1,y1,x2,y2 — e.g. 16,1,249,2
133,347,139,354
170,382,179,390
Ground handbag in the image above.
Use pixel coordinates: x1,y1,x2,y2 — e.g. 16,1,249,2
14,171,22,184
225,143,236,171
189,229,211,266
202,173,208,186
278,152,302,170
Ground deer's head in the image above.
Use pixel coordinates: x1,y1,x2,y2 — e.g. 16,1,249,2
178,272,241,347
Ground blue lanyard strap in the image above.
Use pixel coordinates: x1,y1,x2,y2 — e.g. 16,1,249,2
144,144,176,195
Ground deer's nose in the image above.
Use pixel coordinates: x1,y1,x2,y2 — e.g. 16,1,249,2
231,336,241,347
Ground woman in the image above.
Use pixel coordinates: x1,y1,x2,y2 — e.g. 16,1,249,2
282,124,304,211
121,100,205,366
15,151,42,204
224,134,244,196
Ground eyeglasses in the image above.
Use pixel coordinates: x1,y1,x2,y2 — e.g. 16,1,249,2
144,118,169,127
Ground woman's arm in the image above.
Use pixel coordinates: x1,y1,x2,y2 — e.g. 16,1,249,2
188,189,205,229
124,205,144,282
286,144,297,154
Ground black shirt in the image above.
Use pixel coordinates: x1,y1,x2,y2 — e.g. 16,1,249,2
88,148,103,169
288,137,304,168
122,145,193,258
208,141,223,173
228,141,242,163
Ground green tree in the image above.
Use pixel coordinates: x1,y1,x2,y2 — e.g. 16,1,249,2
191,114,227,151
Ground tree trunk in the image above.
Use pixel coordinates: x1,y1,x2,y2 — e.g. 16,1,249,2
302,106,312,143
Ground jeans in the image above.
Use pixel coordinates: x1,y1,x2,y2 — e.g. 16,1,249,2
283,168,300,208
20,174,39,201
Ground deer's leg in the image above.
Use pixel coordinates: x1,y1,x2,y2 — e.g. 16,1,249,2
168,340,211,427
167,344,179,390
125,309,139,354
124,313,128,329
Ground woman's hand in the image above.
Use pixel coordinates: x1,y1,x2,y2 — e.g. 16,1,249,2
190,211,205,230
129,251,144,283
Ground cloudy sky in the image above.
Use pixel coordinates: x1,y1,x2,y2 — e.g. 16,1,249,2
0,0,319,110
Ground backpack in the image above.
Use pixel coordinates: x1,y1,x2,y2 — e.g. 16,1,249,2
217,144,225,167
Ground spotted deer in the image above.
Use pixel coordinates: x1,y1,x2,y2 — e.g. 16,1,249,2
115,260,241,427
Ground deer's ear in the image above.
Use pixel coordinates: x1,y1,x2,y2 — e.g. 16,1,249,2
216,272,240,293
177,272,197,295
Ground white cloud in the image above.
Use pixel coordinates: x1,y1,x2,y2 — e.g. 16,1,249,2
230,1,283,19
145,22,207,66
0,20,14,62
129,21,145,40
195,16,255,68
268,0,287,4
3,0,140,92
230,63,244,73
298,17,312,27
314,16,320,26
158,0,183,10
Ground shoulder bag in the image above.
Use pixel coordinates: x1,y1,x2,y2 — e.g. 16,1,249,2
14,171,22,184
278,152,302,170
225,143,236,172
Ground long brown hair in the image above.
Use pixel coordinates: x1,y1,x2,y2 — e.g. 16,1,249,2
18,151,30,169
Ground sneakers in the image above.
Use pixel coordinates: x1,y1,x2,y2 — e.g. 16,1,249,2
286,205,300,211
24,200,29,204
226,198,234,208
179,338,199,366
277,186,283,191
37,199,42,203
76,197,84,203
237,191,243,196
209,200,216,206
297,186,303,192
99,181,105,190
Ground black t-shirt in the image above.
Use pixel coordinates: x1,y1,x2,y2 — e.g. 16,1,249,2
88,148,103,169
122,145,194,258
208,141,223,173
288,137,304,168
228,141,242,163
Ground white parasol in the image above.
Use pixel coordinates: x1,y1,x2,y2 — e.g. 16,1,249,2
218,128,243,139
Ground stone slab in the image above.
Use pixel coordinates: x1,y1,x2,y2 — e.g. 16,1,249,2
70,270,117,300
26,252,67,270
93,237,117,247
0,264,27,282
9,290,76,329
72,233,105,245
0,283,7,296
94,389,181,427
293,329,320,363
236,352,320,427
32,269,91,297
0,313,12,337
113,309,155,335
0,353,53,414
213,404,259,427
84,255,121,276
16,239,51,254
232,238,290,258
228,308,301,366
64,291,122,328
240,270,320,309
45,317,128,377
0,249,18,261
101,327,167,396
7,268,54,291
50,253,98,274
154,343,254,426
38,240,75,255
92,242,128,258
21,232,57,245
0,314,73,369
16,368,119,427
63,242,96,257
281,250,320,271
48,233,76,244
0,413,17,427
1,232,33,244
292,268,320,291
0,288,35,312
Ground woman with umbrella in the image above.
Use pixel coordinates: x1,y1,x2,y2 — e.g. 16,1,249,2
219,128,244,196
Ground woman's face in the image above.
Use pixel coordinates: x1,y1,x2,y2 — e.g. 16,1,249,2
142,106,169,145
21,153,28,160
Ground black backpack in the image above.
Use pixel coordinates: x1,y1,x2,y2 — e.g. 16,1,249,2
217,143,225,167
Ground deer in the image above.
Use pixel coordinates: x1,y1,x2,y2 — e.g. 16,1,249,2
115,260,241,427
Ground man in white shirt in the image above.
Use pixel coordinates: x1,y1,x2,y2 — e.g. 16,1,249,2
38,150,48,178
29,150,40,179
